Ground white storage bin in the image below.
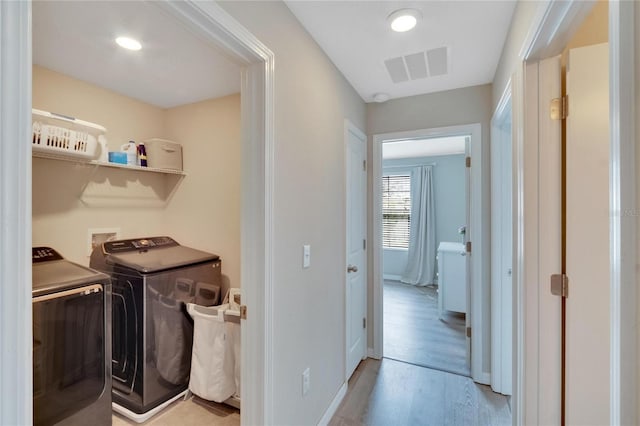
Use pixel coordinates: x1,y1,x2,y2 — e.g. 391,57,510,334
32,109,105,160
144,138,183,171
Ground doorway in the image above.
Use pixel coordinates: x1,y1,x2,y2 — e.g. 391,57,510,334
380,135,469,377
372,122,488,384
0,1,274,425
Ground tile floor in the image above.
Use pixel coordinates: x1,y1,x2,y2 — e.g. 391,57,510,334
112,396,239,426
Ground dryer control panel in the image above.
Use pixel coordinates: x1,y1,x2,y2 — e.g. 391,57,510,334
32,247,64,263
102,236,178,254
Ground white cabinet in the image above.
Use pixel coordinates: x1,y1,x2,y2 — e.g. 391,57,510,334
437,242,466,317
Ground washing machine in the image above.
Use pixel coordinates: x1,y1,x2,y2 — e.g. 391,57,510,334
32,247,112,426
89,236,222,423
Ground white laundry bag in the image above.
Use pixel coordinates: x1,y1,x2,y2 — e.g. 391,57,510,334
186,303,235,402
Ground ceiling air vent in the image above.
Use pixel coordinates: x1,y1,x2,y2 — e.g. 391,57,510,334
404,52,428,80
426,47,448,76
384,46,449,83
384,57,409,83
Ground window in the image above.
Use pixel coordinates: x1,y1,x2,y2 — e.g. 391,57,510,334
382,174,411,248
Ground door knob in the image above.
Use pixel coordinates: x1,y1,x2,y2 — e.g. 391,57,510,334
347,265,358,273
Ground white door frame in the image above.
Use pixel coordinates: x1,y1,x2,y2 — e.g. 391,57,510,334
607,3,636,424
0,1,276,425
371,123,487,384
512,1,636,424
490,83,513,396
0,2,33,425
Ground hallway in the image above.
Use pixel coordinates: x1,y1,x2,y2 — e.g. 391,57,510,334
329,358,511,426
384,280,469,376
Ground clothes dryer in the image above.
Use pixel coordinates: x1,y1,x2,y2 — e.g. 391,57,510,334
32,247,112,426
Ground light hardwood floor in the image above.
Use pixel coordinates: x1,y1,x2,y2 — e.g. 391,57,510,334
330,358,511,426
384,280,469,376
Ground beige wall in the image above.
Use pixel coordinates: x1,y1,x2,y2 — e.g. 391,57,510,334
164,95,241,292
32,66,241,293
32,66,168,264
564,0,608,51
220,2,366,425
367,83,493,375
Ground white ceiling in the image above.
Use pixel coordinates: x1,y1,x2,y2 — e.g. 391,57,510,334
383,136,466,159
33,1,241,109
32,1,516,108
285,1,517,103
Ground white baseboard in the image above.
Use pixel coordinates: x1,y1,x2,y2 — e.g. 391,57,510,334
383,274,402,281
317,382,347,426
367,347,381,359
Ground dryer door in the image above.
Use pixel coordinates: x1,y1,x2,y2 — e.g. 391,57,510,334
111,277,138,395
33,284,105,426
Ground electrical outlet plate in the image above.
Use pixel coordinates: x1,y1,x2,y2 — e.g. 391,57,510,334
303,245,311,268
302,367,310,396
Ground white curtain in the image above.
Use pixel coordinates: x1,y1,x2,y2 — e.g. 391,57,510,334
401,165,436,286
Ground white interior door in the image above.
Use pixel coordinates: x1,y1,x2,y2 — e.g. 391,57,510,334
565,42,610,425
490,105,513,396
345,122,367,380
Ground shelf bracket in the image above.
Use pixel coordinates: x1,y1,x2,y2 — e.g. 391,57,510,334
77,161,101,198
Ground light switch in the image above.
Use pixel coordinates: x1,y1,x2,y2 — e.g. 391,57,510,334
303,245,311,268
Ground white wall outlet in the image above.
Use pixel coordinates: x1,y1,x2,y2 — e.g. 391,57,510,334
302,367,310,396
303,244,311,268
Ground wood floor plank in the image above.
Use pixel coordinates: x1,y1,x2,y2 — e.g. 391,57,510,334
331,358,511,426
384,280,469,376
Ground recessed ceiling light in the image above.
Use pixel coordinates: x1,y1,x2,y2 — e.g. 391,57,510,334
387,9,422,33
115,36,142,51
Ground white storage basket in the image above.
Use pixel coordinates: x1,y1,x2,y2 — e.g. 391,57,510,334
32,109,106,160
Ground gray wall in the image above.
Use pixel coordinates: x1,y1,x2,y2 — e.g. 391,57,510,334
367,84,492,375
492,1,540,110
383,154,466,280
220,2,366,425
636,2,640,416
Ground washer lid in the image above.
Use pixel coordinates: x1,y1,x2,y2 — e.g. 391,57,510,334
32,259,109,297
106,245,219,273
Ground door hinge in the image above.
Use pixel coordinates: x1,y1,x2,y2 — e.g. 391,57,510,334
363,160,367,171
363,239,366,250
550,274,569,298
466,327,471,338
465,241,472,253
363,318,366,329
550,96,568,120
465,156,471,168
240,305,247,320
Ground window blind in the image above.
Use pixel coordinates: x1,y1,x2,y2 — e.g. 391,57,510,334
382,175,411,248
